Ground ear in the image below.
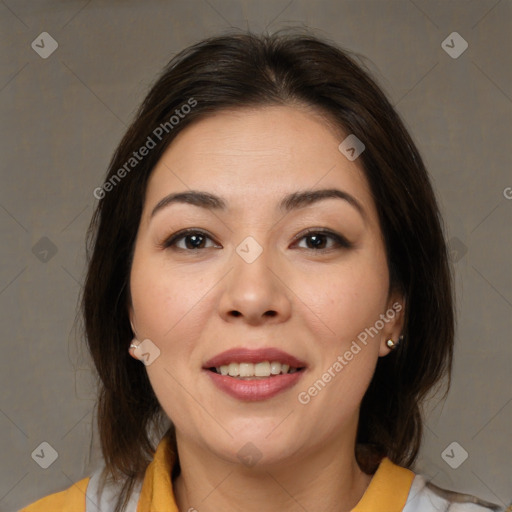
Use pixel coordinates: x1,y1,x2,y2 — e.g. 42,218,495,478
378,294,405,357
129,305,137,336
128,306,140,360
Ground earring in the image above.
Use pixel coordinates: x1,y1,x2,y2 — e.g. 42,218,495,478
386,335,403,350
129,339,139,351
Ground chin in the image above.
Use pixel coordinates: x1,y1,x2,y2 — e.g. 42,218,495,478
204,422,305,467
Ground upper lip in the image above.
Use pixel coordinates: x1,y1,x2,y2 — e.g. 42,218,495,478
203,347,307,369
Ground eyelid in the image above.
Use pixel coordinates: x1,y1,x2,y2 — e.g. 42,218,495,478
160,227,352,252
160,228,221,250
291,228,353,250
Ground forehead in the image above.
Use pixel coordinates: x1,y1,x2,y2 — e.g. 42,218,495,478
144,106,375,218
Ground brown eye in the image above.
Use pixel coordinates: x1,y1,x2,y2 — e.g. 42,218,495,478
295,230,352,251
162,229,220,251
161,228,351,253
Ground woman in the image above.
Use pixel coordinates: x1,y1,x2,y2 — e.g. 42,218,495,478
20,31,505,512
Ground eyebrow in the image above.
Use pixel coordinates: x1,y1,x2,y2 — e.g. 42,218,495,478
150,188,366,220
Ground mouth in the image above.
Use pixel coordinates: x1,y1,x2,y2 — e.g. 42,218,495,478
202,347,307,401
206,361,305,379
203,347,307,376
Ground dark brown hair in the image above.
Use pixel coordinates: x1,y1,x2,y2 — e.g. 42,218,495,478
82,29,454,512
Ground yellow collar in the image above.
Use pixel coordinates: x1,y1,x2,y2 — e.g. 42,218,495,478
138,436,414,512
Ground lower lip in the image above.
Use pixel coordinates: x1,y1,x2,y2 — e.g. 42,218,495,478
204,370,305,401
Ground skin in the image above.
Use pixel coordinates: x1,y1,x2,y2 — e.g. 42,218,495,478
128,105,404,512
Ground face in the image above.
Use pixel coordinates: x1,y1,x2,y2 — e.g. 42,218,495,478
129,105,403,467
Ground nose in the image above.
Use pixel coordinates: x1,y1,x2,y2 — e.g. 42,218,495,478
218,245,292,326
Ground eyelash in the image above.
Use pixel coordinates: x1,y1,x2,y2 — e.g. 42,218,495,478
160,228,353,253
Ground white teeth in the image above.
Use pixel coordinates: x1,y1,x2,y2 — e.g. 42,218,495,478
254,362,270,377
270,361,281,375
239,363,253,377
217,361,298,377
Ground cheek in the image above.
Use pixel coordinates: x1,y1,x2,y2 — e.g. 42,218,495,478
129,252,213,427
130,249,209,341
292,253,389,429
298,254,390,345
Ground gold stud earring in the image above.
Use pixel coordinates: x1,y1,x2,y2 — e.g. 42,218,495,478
386,335,403,350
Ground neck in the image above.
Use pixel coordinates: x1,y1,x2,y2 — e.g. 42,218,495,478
173,433,373,512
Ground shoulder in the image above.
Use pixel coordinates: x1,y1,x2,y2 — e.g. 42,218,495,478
18,476,90,512
403,474,506,512
19,466,142,512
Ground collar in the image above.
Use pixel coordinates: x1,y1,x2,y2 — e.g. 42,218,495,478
137,436,415,512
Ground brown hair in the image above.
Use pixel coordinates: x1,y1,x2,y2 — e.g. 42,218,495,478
82,29,454,512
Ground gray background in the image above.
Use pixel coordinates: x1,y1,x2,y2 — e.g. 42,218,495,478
1,1,511,511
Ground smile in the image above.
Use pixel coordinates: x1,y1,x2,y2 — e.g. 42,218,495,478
203,347,307,401
210,361,302,378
